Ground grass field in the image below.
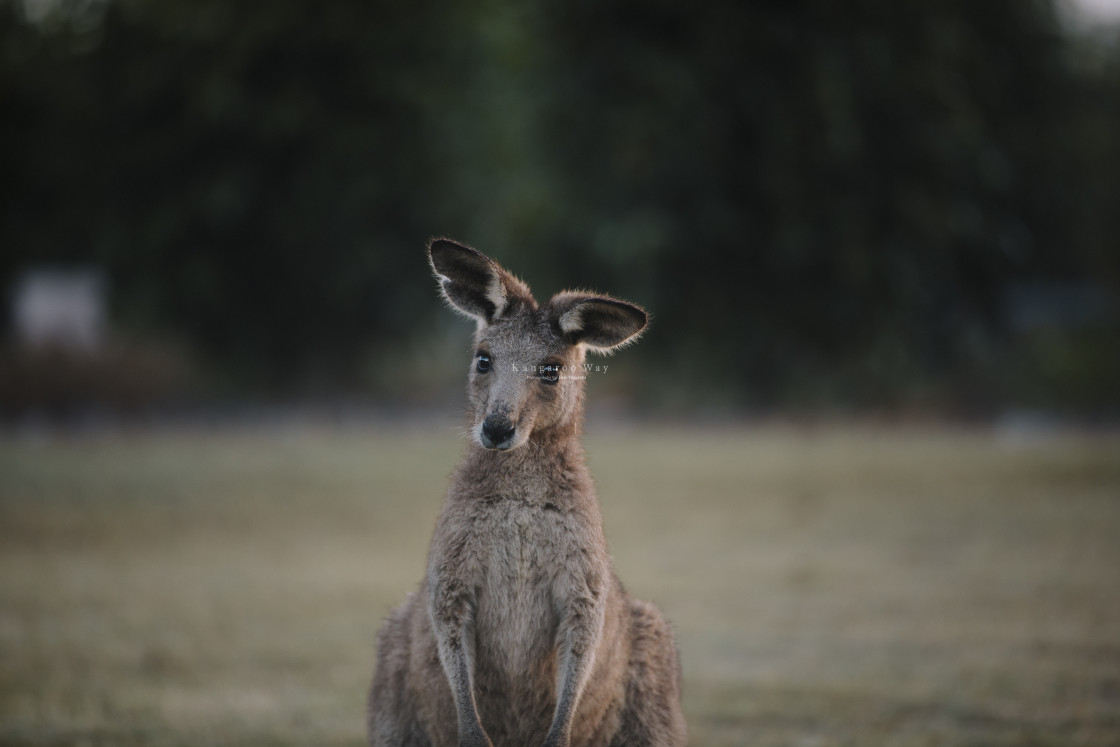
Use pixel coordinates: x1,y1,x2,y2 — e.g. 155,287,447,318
1,422,1118,746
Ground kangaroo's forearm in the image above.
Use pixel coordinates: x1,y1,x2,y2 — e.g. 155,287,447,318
544,595,606,747
429,567,492,747
432,616,492,747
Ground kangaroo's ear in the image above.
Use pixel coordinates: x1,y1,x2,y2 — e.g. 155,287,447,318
428,238,534,326
549,291,649,353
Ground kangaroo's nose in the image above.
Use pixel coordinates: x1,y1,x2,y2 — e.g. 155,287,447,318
481,415,515,446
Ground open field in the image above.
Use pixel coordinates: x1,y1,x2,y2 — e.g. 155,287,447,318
1,422,1119,745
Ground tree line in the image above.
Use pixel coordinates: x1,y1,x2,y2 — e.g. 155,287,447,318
2,0,1117,414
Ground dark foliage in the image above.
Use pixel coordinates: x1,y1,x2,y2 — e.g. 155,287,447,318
1,0,1117,412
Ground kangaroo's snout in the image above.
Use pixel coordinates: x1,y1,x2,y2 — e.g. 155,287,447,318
480,414,516,449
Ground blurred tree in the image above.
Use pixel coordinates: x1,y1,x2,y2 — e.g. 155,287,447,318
1,0,1116,411
536,0,1118,409
2,0,460,392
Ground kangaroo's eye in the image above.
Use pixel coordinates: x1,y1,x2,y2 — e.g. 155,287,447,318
476,354,492,373
540,362,560,384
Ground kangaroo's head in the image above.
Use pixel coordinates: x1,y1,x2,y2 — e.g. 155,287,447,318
428,238,647,451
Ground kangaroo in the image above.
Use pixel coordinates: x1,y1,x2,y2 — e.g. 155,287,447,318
368,238,686,747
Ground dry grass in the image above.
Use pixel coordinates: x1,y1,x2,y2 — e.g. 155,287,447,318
1,422,1118,745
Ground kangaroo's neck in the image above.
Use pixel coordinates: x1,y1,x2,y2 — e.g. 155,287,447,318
454,421,594,507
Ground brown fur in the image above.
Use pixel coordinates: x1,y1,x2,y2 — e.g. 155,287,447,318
368,239,686,747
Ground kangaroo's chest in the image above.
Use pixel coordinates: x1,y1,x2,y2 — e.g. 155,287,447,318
471,500,569,677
